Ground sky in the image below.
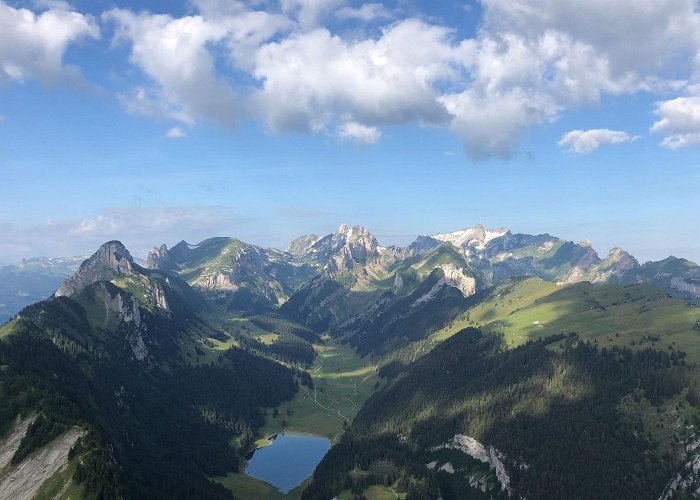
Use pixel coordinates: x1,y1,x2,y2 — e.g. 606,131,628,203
1,0,700,264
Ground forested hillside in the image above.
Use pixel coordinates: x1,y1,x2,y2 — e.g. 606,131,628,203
304,329,700,499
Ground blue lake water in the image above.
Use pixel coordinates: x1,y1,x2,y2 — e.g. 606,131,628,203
244,433,331,493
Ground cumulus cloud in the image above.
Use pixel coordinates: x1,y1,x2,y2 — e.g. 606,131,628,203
104,6,290,128
481,0,700,79
8,0,700,159
558,129,640,154
0,1,99,85
651,95,700,149
0,206,249,262
104,9,240,128
250,20,457,133
338,121,381,145
165,126,187,139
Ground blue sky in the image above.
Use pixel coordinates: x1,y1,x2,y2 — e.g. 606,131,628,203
1,0,699,263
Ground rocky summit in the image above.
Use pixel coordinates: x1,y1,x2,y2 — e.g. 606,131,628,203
55,241,135,298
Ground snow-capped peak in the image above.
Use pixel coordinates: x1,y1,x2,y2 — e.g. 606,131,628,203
431,224,508,250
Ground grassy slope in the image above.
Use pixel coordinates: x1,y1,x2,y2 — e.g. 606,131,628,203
338,484,405,500
429,277,700,363
0,319,16,339
430,278,559,342
33,457,85,500
175,238,245,284
257,340,380,442
213,472,286,500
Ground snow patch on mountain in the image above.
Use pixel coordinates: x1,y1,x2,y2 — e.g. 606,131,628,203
432,224,508,250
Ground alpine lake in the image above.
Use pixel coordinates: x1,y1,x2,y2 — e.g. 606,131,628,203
245,433,331,493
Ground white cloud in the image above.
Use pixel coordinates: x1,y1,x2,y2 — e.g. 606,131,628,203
104,7,291,128
558,129,640,154
104,9,239,128
7,0,700,159
251,20,457,133
336,3,392,22
165,126,187,139
480,0,700,79
0,1,99,85
651,95,700,149
338,121,381,145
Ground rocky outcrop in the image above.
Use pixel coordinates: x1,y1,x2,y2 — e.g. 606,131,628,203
432,434,523,496
658,437,700,500
0,417,34,471
0,421,84,500
55,241,135,298
440,264,477,297
286,234,323,257
91,282,150,361
411,265,476,309
406,235,442,256
145,244,173,270
325,224,380,273
55,241,172,314
586,247,640,283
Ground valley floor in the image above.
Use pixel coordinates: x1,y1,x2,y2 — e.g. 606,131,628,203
215,338,381,499
259,339,380,442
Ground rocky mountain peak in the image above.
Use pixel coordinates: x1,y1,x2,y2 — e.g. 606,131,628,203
146,243,171,270
55,241,136,298
333,224,373,241
407,235,442,255
325,224,380,273
286,234,323,257
432,224,509,250
606,247,638,265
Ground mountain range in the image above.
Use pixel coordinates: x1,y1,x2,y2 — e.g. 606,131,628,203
1,223,699,499
0,256,85,324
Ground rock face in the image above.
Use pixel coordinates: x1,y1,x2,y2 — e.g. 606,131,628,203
659,437,700,500
326,224,380,273
286,234,323,257
406,235,442,256
439,264,477,297
54,241,174,315
55,241,135,298
145,243,172,271
432,434,519,496
0,417,85,500
585,247,640,283
85,282,151,361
